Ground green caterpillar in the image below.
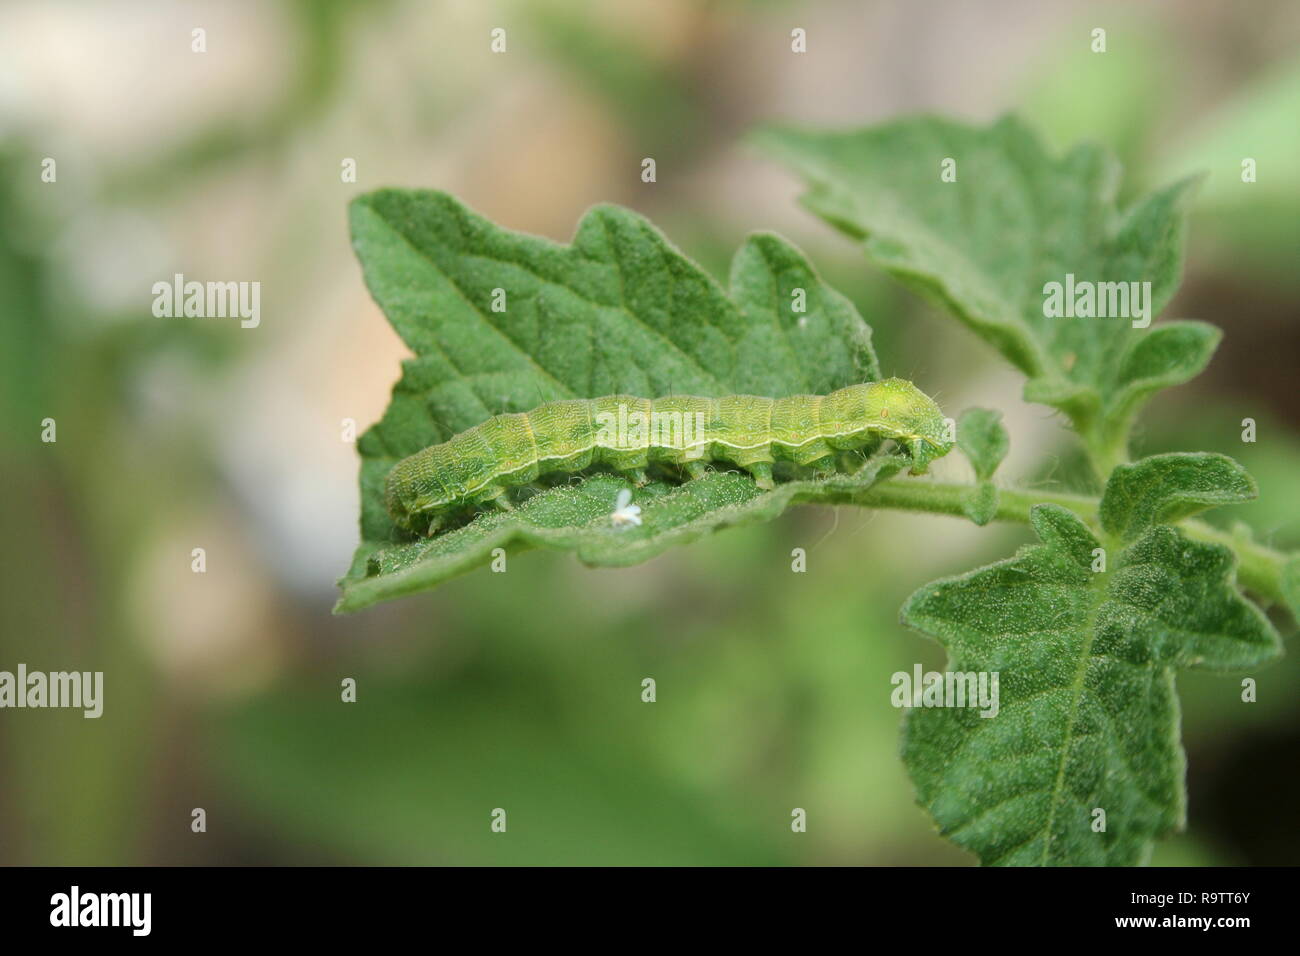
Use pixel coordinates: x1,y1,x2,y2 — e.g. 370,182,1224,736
386,378,952,535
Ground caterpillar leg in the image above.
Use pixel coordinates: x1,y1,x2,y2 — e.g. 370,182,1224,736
483,489,515,511
683,461,708,481
625,468,650,487
422,514,446,538
906,438,936,475
746,462,775,490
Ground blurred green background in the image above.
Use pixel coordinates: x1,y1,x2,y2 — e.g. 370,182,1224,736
1,0,1297,866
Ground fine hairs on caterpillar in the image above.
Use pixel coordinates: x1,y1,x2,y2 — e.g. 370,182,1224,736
385,377,953,536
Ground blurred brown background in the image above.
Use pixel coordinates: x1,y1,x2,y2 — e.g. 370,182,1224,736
1,0,1297,865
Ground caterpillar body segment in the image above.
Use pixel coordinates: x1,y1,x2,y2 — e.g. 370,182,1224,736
385,378,952,535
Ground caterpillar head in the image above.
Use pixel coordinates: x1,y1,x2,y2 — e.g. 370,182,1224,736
873,377,954,474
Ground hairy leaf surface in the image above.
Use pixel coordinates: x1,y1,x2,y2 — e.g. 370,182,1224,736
901,456,1280,865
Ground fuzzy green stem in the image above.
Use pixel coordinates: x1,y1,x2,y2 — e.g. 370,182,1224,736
847,479,1097,525
842,477,1290,611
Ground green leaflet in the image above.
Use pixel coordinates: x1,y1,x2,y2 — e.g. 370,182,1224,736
338,190,895,611
1100,452,1257,544
956,407,1009,526
754,115,1219,471
900,456,1281,866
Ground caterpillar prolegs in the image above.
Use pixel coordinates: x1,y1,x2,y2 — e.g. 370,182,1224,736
385,378,953,535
